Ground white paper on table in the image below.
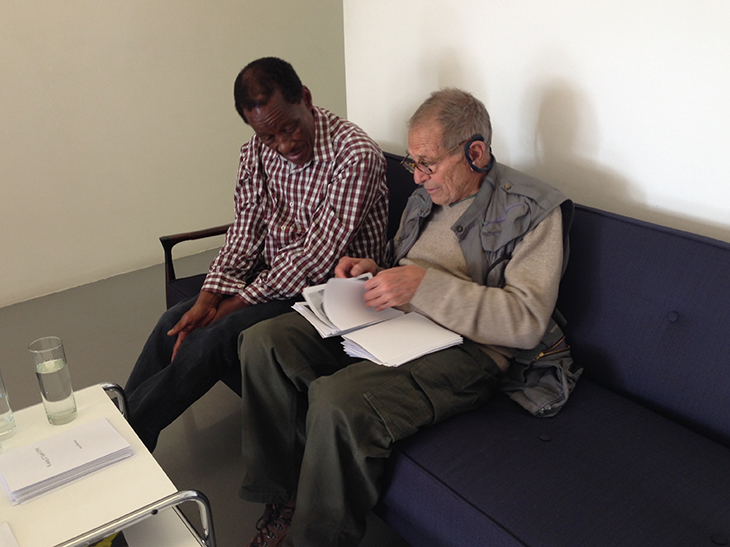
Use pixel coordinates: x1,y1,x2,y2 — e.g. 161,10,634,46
0,417,134,504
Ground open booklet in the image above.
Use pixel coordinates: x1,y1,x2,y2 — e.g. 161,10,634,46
294,274,402,337
293,275,463,367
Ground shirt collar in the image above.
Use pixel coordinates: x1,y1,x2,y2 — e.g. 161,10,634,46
311,106,335,163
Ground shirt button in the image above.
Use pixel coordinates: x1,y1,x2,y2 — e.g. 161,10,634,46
289,201,294,207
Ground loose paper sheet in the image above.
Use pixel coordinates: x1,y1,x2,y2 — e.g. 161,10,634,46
342,312,463,367
0,522,20,547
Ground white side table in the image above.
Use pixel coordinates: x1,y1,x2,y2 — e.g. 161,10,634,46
0,384,214,547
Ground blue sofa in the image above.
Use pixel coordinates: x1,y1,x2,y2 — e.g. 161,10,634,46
161,152,730,546
374,154,730,547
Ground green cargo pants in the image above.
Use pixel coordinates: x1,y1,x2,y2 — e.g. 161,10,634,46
237,312,502,547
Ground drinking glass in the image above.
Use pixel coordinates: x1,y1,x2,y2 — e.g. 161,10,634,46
28,336,78,425
0,366,16,439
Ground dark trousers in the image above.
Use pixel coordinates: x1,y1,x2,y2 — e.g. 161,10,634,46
125,295,297,451
238,312,503,547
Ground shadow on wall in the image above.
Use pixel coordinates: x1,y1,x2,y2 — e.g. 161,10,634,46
520,80,638,213
381,48,480,159
520,80,730,242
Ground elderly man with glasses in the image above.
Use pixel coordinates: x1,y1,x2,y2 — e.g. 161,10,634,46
237,88,574,547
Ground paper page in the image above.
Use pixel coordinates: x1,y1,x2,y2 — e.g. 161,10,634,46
323,277,402,332
0,522,20,547
342,313,463,367
292,303,339,338
301,283,332,327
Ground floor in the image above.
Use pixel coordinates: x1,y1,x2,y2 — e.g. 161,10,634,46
0,251,410,547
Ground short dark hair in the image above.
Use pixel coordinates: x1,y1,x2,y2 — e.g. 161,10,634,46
234,57,303,123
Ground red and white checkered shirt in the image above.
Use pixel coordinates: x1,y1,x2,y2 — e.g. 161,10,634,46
201,106,389,305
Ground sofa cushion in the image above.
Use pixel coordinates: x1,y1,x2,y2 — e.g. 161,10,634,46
376,380,730,547
557,206,730,446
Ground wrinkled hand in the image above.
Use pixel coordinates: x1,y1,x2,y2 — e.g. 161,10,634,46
334,256,378,278
362,265,426,311
167,291,222,361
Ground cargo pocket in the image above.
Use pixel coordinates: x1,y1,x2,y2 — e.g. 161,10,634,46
410,348,499,425
364,371,433,443
363,343,501,443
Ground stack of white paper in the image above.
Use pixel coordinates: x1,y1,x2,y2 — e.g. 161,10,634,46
294,275,403,338
294,276,464,367
342,312,463,367
0,417,134,505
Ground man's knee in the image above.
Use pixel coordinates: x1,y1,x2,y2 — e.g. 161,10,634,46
238,313,312,362
307,374,391,457
308,374,369,427
156,297,196,333
239,317,285,362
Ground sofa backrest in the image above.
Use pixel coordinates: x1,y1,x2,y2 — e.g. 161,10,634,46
557,205,730,446
383,153,730,446
383,152,416,239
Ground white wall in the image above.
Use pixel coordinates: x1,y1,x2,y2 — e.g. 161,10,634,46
344,1,730,243
0,0,346,308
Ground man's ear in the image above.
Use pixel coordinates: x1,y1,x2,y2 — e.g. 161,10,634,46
466,139,490,171
302,85,313,110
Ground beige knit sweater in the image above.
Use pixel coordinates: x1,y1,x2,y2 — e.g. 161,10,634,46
399,198,563,371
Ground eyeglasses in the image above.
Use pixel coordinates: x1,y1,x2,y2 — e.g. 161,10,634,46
400,140,467,175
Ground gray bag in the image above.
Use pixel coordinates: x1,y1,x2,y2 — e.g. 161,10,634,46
499,318,582,417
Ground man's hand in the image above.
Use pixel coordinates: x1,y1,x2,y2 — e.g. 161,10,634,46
211,295,249,323
362,265,426,311
167,291,223,361
334,256,379,278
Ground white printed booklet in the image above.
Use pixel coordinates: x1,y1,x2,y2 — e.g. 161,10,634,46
0,417,134,505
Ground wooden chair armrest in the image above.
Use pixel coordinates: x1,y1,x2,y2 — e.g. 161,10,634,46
159,223,231,284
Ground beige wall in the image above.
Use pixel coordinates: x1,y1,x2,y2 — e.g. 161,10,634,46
344,0,730,244
0,0,346,308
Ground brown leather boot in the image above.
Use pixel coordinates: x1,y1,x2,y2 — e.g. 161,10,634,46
246,501,296,547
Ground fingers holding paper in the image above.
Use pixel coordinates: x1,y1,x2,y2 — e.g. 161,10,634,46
363,265,426,311
334,256,379,278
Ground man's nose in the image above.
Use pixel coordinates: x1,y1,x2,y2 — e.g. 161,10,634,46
413,168,429,185
276,135,295,156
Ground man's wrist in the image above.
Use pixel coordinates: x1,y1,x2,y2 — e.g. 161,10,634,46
198,290,224,307
234,293,252,307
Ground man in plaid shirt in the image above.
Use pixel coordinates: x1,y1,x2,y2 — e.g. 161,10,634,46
125,57,389,451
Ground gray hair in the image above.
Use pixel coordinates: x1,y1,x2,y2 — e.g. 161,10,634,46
408,88,492,152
